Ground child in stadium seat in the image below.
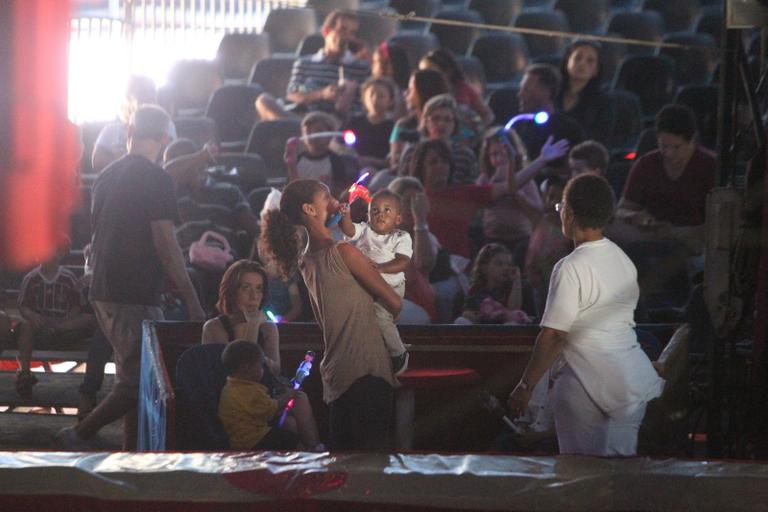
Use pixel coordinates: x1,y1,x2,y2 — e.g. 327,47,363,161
455,243,535,325
343,77,396,170
15,236,96,398
218,339,323,451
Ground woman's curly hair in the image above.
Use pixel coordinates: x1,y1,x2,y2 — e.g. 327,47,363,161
260,179,326,279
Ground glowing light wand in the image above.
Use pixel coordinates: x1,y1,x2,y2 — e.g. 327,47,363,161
277,351,315,428
503,111,550,132
325,171,372,227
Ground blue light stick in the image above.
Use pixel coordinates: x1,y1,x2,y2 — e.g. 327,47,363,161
277,351,315,428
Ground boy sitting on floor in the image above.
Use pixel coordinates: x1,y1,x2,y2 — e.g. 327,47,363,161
218,339,323,451
15,237,96,398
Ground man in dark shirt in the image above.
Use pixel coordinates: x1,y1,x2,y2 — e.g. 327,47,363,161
57,105,204,450
514,64,583,163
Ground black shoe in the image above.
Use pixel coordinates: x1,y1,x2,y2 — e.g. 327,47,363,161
391,352,409,377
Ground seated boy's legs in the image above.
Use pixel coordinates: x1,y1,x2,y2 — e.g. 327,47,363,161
253,421,299,451
288,390,321,449
76,301,163,450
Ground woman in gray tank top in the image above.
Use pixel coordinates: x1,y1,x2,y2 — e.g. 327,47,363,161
260,179,402,451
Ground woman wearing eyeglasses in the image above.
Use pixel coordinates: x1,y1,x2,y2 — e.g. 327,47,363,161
508,174,665,456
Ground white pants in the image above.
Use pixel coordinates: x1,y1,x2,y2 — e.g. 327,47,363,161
375,282,407,357
553,365,646,456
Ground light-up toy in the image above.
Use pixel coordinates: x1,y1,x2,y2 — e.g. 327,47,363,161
503,111,550,132
277,351,315,428
325,171,372,227
265,309,281,323
301,130,357,146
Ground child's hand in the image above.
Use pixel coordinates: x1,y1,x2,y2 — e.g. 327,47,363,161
368,258,379,271
284,137,299,166
338,203,351,218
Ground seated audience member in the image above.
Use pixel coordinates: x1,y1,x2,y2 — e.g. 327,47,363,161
524,175,572,316
387,177,440,322
343,77,397,170
0,290,12,352
91,75,176,173
410,136,568,260
15,237,96,398
556,41,615,145
398,94,479,184
219,340,323,450
255,10,369,122
477,128,547,261
568,140,610,177
389,69,450,171
419,50,494,141
164,139,259,308
615,104,716,250
455,243,535,325
285,111,355,198
515,64,584,163
371,42,409,118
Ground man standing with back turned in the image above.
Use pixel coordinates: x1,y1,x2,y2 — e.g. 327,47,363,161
56,105,205,450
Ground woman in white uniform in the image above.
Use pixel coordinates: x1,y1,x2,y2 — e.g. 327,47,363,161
507,174,664,456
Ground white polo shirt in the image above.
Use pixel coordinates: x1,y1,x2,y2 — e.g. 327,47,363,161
541,237,664,413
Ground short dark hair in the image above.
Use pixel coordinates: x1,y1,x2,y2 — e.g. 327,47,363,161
656,103,697,142
221,339,264,376
371,189,402,211
130,104,172,141
569,140,609,173
563,174,615,229
526,63,562,100
322,9,357,34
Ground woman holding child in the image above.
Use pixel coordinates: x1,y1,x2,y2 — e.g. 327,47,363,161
508,174,665,456
261,179,401,451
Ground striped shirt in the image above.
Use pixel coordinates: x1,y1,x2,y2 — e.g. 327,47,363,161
19,266,82,319
398,141,479,185
286,50,370,114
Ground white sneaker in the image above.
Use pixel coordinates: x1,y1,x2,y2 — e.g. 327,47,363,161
54,426,100,451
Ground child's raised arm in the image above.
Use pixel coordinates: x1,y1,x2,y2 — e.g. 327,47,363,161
337,203,356,238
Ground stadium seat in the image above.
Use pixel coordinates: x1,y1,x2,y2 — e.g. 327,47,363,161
659,32,718,87
523,0,554,7
248,56,295,98
216,33,271,82
262,7,318,54
613,54,676,117
174,117,219,147
457,56,487,96
695,5,723,43
307,0,360,24
554,0,609,34
356,9,400,49
675,85,718,149
248,186,274,216
297,32,325,56
204,84,263,151
387,32,440,73
488,86,520,125
604,89,643,151
429,10,483,56
642,0,701,33
387,0,441,32
471,33,529,86
604,160,633,199
513,10,571,60
167,60,222,116
609,0,641,11
606,11,666,55
175,344,230,451
599,35,629,85
467,0,523,27
245,119,301,180
634,127,658,159
214,153,268,193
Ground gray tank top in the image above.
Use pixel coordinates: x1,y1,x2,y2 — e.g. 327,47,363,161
300,241,395,403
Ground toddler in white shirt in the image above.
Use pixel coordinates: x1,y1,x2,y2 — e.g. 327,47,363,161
340,189,412,375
